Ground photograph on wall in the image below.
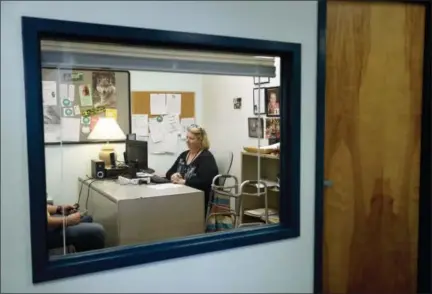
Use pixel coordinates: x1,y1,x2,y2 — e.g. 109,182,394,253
43,105,61,143
233,97,242,109
265,87,280,116
253,88,266,115
265,117,280,139
92,71,117,108
79,84,93,106
248,117,264,138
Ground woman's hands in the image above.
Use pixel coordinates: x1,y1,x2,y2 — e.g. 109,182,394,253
170,173,186,185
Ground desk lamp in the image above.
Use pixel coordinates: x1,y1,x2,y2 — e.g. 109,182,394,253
88,117,126,166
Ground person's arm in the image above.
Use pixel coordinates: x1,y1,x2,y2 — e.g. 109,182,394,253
47,213,65,228
47,211,81,228
47,204,58,214
185,153,219,190
165,152,184,179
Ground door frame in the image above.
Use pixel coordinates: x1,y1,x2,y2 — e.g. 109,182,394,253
313,0,431,293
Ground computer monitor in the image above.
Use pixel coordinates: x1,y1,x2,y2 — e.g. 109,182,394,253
125,139,148,170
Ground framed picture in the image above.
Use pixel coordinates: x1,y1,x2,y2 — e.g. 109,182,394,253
248,117,264,138
253,88,266,115
253,76,270,85
233,97,242,109
265,117,280,139
265,87,280,116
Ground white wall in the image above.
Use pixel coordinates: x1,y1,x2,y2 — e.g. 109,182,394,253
202,59,280,181
45,70,203,204
1,1,317,293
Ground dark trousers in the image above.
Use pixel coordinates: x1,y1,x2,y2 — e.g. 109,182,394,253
47,215,105,252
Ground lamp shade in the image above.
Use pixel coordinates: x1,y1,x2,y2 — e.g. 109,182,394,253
88,117,126,141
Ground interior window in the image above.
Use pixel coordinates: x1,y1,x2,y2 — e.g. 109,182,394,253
41,40,281,258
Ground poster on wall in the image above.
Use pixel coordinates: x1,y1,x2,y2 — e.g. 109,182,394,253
248,117,264,138
92,71,117,108
265,117,280,139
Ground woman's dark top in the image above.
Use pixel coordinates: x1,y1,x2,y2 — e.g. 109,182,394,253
166,149,219,212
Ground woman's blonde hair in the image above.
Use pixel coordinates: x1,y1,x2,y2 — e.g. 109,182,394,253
188,126,210,150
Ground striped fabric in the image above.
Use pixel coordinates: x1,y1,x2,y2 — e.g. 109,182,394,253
206,190,235,232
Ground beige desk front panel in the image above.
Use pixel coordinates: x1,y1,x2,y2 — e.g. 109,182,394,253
79,179,205,247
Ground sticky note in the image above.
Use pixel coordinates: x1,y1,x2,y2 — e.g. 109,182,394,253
105,108,117,120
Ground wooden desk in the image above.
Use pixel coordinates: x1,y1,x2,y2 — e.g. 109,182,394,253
78,178,205,247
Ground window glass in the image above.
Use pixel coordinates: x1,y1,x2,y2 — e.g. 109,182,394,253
41,39,281,258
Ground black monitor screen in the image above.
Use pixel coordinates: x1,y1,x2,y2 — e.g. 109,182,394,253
126,139,148,170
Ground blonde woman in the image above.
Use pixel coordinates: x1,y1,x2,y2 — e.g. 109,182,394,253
166,125,218,212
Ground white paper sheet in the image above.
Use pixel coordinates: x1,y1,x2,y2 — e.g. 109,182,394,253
149,140,166,154
148,183,181,190
150,93,166,115
68,85,75,101
166,93,181,114
148,117,165,143
164,114,180,134
59,84,68,99
132,114,149,137
163,132,178,154
61,118,80,142
42,81,57,106
73,105,81,115
44,124,61,143
180,117,196,139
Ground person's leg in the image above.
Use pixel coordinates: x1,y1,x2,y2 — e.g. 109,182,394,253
80,215,93,223
46,227,65,249
65,222,105,252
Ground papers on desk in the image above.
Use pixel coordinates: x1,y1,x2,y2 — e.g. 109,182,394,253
148,183,181,190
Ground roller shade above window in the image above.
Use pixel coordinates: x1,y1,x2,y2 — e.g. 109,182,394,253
40,40,276,77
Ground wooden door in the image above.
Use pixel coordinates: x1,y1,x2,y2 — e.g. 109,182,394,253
323,1,426,294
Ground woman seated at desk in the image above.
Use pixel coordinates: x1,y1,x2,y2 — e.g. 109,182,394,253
166,125,218,212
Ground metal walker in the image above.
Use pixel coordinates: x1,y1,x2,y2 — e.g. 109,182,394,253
206,174,269,230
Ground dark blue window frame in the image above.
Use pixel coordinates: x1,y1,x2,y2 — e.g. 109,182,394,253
22,17,302,283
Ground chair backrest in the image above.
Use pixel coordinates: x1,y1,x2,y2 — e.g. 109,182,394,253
213,150,233,176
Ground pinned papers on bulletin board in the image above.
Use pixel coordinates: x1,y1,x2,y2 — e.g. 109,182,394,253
149,117,165,143
149,132,178,154
164,114,180,134
132,114,149,137
150,93,167,115
166,93,182,114
42,81,57,106
147,115,181,154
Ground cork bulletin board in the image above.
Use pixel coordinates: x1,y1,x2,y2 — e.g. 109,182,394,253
131,91,195,118
42,68,130,144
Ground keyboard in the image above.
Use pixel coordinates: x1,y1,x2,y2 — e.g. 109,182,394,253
150,175,170,184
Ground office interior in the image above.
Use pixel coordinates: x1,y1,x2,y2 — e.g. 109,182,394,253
43,40,283,256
